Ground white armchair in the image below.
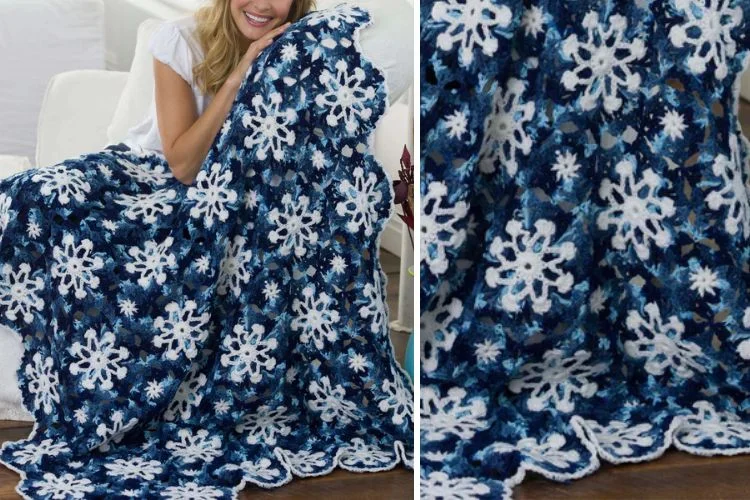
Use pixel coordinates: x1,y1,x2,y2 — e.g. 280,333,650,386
0,70,128,175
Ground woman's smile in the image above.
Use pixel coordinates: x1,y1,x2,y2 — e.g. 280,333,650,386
243,10,273,28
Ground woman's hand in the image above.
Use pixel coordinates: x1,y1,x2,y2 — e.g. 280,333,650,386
228,22,291,88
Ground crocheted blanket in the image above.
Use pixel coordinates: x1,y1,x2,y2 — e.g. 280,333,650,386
0,5,412,498
421,0,749,498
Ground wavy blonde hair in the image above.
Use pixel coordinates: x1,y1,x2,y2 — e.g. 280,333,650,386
193,0,316,97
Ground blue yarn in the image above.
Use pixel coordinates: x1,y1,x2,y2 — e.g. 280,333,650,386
420,0,750,497
0,6,413,498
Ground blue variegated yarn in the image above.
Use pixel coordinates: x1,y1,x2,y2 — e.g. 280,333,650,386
420,0,750,497
0,6,413,498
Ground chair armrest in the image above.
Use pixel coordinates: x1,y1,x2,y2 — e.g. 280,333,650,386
36,69,129,168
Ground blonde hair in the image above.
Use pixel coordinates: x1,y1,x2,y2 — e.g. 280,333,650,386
193,0,316,97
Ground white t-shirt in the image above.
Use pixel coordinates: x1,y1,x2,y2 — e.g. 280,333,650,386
122,15,212,156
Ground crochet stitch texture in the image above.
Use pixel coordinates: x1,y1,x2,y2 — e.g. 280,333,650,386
0,6,413,498
420,0,750,497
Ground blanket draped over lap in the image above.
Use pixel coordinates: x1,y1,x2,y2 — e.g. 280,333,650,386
420,0,750,498
0,5,413,499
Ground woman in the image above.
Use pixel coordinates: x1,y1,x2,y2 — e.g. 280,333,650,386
0,2,413,498
128,0,313,185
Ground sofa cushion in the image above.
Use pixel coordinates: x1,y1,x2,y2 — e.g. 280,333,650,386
107,19,163,146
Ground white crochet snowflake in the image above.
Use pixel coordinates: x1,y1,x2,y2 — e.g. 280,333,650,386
677,400,750,447
32,473,94,499
597,159,676,260
152,300,211,361
105,457,163,480
125,236,176,289
0,262,44,324
421,386,488,442
484,218,577,314
118,298,138,318
31,165,91,205
551,150,581,182
509,349,607,412
307,376,360,424
431,0,513,66
27,221,42,239
268,193,322,257
479,77,535,176
624,302,706,379
25,353,60,415
69,327,129,391
490,433,580,471
315,60,375,134
706,135,750,238
330,254,347,274
421,281,463,373
311,148,327,170
379,368,413,426
281,449,328,475
421,471,490,500
336,166,383,236
589,286,607,314
0,192,13,232
561,11,646,113
444,109,468,139
12,439,70,465
291,285,340,349
660,109,687,140
280,42,299,62
221,322,277,384
358,271,387,335
166,428,222,464
242,93,297,161
521,5,545,37
584,420,654,458
95,410,138,452
339,438,395,468
145,380,163,401
475,339,501,363
51,233,104,300
114,189,177,224
164,365,207,421
236,405,296,445
161,483,223,500
186,163,238,228
688,265,719,297
306,4,360,29
116,157,173,186
224,457,283,485
740,308,750,359
422,181,468,276
217,235,253,297
669,0,743,80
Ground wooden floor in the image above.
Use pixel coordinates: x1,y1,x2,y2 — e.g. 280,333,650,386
0,249,413,499
516,451,750,500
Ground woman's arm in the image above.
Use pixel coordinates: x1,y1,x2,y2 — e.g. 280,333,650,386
154,22,291,186
154,61,240,186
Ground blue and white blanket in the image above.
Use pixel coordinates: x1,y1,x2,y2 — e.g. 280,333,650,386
421,0,750,498
0,5,413,498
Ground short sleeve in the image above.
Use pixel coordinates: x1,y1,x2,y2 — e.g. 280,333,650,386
148,21,194,84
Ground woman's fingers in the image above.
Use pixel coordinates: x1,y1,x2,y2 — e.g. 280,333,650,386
244,22,291,61
261,22,291,43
